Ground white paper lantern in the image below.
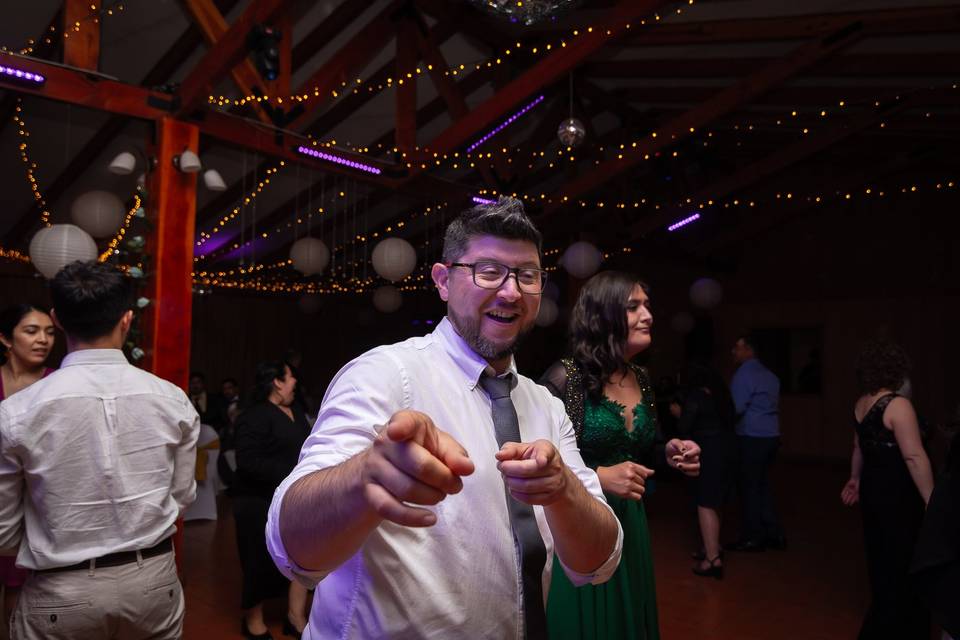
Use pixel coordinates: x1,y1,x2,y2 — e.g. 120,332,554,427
372,285,402,313
535,296,558,327
298,293,323,315
289,237,329,276
70,190,125,238
371,237,416,282
561,241,602,279
670,311,695,334
28,224,98,279
689,278,723,310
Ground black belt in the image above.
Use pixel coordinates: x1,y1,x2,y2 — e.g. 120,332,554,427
38,537,173,573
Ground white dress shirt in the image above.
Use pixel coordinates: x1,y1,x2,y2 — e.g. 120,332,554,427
0,349,199,569
266,317,622,640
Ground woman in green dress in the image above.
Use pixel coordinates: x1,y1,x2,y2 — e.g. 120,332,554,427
540,271,701,640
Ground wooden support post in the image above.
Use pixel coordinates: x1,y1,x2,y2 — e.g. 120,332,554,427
63,0,100,70
142,118,198,389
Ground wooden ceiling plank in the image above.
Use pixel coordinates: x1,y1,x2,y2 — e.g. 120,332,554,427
63,0,100,70
395,15,418,153
292,2,369,69
544,21,868,214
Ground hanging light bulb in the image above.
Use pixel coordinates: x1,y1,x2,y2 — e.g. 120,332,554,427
557,72,585,147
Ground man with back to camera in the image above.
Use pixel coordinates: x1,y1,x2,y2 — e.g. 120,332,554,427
726,333,786,552
0,260,199,639
268,198,692,639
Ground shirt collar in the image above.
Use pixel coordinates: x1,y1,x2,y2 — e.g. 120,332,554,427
61,349,130,368
434,317,517,390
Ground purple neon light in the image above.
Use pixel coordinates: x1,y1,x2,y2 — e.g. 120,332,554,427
667,213,701,232
472,196,495,205
466,95,545,153
297,145,382,175
0,65,45,85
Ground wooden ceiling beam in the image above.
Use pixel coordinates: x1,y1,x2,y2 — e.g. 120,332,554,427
620,5,960,46
63,0,100,70
631,87,945,242
283,0,410,133
544,21,867,214
582,53,960,79
176,0,295,117
0,7,64,137
395,15,418,153
404,0,672,179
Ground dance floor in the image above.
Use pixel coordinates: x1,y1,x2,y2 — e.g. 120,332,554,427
181,461,870,639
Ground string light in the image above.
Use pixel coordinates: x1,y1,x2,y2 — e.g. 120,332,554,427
98,194,143,262
0,247,30,263
12,99,51,227
1,3,125,55
195,164,283,251
206,5,694,112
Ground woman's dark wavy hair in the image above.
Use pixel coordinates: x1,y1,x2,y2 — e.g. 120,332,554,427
569,271,649,402
251,360,289,404
855,338,911,395
0,304,50,364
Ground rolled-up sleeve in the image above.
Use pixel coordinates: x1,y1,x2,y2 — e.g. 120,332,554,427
265,349,408,585
552,401,623,586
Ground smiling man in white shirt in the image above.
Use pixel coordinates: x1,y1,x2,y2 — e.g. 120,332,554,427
267,197,623,639
0,261,199,640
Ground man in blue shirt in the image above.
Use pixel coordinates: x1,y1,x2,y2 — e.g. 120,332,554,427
726,333,786,552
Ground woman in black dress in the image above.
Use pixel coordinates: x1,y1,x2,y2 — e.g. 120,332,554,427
841,340,934,640
672,362,737,578
234,360,312,639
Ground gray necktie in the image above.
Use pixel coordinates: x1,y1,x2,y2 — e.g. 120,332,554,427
479,373,548,640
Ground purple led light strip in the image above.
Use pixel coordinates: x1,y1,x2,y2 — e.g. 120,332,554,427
667,213,701,232
466,95,545,153
297,145,382,175
472,196,495,205
0,65,45,85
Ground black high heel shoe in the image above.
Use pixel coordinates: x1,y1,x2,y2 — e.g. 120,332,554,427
241,618,273,640
692,556,724,580
692,548,724,562
282,618,303,639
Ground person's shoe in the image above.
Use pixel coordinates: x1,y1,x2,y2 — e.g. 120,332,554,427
692,556,724,579
282,617,303,639
766,534,788,551
692,548,724,561
241,619,273,640
723,539,766,552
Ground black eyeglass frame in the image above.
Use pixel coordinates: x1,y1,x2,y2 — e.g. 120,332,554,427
447,261,548,294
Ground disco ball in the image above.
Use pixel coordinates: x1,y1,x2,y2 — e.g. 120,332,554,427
466,0,583,26
557,117,586,147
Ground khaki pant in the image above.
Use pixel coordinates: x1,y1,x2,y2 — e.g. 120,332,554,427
10,550,183,640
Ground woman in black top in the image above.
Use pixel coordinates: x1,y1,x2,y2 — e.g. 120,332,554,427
234,360,312,639
841,340,933,640
672,362,737,578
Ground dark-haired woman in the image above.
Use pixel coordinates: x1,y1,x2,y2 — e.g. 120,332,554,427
233,361,311,639
0,304,55,623
540,271,700,640
841,339,933,640
672,362,737,578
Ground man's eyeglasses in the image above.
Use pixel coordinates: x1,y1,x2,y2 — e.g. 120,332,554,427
448,261,548,294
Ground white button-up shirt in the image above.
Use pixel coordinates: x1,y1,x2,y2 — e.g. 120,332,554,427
0,349,199,569
266,318,622,639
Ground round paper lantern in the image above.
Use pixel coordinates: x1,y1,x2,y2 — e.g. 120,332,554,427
689,278,723,310
561,241,602,279
371,237,416,282
298,293,323,315
535,296,558,327
28,224,98,279
289,237,329,276
670,311,695,334
372,285,402,313
542,280,561,302
70,190,125,238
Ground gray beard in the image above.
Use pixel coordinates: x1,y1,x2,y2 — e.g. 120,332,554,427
448,309,532,361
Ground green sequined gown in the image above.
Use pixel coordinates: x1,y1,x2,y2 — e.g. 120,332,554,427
546,382,660,640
